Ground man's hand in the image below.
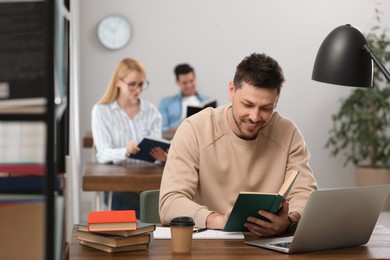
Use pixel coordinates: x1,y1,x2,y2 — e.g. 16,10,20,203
206,208,232,230
244,199,290,236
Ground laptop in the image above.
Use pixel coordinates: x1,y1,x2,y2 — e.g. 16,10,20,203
245,185,390,254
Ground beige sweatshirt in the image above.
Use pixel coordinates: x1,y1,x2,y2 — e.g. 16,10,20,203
159,104,317,228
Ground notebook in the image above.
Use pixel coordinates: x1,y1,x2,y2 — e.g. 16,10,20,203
245,185,390,253
153,227,244,240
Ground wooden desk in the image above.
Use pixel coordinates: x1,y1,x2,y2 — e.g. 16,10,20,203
69,225,390,259
82,162,164,210
83,162,163,192
83,130,93,148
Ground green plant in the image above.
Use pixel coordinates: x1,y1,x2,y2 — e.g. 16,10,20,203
325,9,390,168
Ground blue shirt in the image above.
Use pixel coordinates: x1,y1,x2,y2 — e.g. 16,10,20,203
158,92,210,132
91,100,162,164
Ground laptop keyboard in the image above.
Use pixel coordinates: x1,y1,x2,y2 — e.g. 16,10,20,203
271,242,291,249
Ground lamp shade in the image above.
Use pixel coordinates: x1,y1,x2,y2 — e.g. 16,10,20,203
312,24,373,88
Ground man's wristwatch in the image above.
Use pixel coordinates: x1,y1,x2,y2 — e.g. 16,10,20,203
286,213,299,235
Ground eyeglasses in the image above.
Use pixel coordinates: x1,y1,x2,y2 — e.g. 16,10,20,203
120,79,150,91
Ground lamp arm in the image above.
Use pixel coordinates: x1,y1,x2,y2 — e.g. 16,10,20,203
363,44,390,82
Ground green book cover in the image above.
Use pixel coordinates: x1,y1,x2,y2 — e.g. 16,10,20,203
224,170,299,232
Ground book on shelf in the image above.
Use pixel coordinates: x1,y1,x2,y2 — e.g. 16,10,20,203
128,137,170,163
0,104,46,114
0,163,45,176
78,221,156,237
88,210,137,232
0,122,45,164
224,170,300,232
0,193,44,204
0,97,46,110
0,194,45,260
0,175,63,193
0,194,64,259
79,240,149,253
186,98,217,118
77,230,151,247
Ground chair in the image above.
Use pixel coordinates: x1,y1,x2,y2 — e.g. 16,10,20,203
140,189,160,223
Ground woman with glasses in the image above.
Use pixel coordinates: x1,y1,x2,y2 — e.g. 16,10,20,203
91,57,167,213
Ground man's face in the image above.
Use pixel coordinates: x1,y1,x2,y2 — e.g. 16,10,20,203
228,81,279,140
177,72,196,97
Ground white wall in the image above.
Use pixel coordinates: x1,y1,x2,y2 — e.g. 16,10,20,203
76,0,390,201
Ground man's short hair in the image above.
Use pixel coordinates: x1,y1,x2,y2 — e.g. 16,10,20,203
174,63,195,80
233,53,285,94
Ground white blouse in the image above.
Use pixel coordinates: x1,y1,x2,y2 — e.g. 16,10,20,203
91,100,162,164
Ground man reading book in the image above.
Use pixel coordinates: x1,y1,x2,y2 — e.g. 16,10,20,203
159,53,317,237
158,63,216,140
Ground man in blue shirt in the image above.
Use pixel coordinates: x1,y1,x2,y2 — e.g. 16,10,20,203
158,63,212,140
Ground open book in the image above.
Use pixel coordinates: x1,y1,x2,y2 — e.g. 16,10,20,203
224,170,300,232
186,98,217,118
128,137,170,163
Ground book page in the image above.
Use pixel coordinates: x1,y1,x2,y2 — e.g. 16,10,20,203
278,170,300,198
201,98,217,108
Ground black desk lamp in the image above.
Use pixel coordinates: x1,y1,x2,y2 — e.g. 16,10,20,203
312,24,390,88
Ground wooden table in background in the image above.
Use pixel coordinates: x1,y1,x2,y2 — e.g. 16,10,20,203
69,225,390,259
83,130,93,148
82,162,164,210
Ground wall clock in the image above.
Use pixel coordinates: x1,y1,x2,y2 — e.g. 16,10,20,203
97,15,132,50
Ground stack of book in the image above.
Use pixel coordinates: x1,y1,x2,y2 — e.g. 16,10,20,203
77,210,156,253
0,122,52,193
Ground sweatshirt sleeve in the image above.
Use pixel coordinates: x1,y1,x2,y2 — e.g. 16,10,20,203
159,120,213,227
285,127,318,216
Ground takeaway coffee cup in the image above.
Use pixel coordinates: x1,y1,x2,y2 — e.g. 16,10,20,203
169,216,195,253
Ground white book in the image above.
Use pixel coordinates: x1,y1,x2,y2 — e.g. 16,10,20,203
0,122,46,163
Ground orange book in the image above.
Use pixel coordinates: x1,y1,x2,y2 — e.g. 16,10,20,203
88,210,137,232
